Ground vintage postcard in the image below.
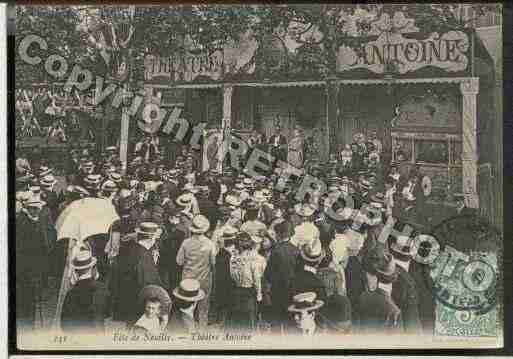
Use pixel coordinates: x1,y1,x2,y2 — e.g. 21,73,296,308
12,3,503,351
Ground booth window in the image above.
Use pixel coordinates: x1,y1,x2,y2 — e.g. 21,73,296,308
415,140,449,164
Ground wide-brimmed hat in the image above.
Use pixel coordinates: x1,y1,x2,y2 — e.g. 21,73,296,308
138,284,172,315
300,240,324,263
190,215,210,234
390,234,413,260
24,197,46,209
221,225,239,240
39,166,53,177
84,174,102,188
135,222,162,238
288,292,324,313
71,249,97,270
40,175,57,188
234,183,245,191
225,194,242,207
176,193,194,207
101,180,118,193
370,192,385,203
173,278,205,302
294,203,316,217
109,172,122,183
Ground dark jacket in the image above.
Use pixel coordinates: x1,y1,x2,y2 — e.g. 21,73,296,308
357,288,402,334
160,225,186,293
392,265,422,335
112,240,162,323
16,212,50,280
167,308,197,335
345,256,366,324
409,260,435,334
264,241,299,311
61,278,107,334
290,267,328,304
215,248,234,308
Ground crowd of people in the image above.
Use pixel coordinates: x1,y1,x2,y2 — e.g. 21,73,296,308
15,87,97,143
15,126,474,338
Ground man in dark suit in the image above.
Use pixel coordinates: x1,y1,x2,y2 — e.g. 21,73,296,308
389,235,422,335
264,219,299,331
168,279,205,334
61,249,107,334
268,125,287,165
16,198,51,331
290,240,328,305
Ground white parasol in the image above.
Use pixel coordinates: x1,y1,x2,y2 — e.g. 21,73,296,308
55,197,120,242
53,198,119,331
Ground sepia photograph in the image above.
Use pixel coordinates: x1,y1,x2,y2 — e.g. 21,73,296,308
12,3,503,351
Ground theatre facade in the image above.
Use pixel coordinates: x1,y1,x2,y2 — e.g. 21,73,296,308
142,15,500,224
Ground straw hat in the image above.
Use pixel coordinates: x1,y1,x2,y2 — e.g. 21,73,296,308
84,174,102,188
288,292,324,313
24,197,46,209
300,240,324,263
71,249,97,270
135,222,162,239
40,175,57,188
190,215,210,234
389,234,413,260
109,172,122,183
173,278,205,302
176,193,194,207
225,194,242,207
101,180,118,193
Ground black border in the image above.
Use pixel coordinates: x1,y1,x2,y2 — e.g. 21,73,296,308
8,1,513,355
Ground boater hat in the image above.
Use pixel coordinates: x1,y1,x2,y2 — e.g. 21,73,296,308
221,225,239,240
176,193,194,207
24,197,46,209
40,175,57,188
190,215,210,234
135,222,162,238
101,180,118,193
173,278,205,302
71,249,97,270
288,292,324,313
390,234,413,260
109,172,122,183
300,240,324,263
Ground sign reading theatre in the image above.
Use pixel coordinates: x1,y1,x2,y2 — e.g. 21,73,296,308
337,30,470,75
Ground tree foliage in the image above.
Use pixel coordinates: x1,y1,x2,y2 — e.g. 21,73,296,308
16,4,498,87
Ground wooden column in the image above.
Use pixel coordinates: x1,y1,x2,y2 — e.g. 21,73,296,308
220,84,233,172
325,79,339,159
119,84,130,175
460,77,479,208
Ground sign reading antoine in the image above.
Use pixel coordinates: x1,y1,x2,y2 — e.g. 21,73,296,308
337,12,470,75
